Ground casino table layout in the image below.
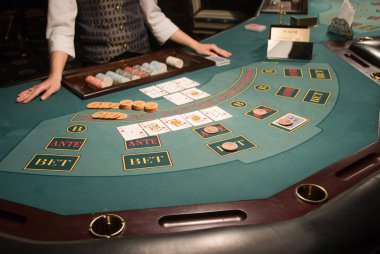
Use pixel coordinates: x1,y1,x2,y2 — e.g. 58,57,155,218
1,1,380,254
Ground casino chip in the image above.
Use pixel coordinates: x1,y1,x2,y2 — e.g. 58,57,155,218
253,108,267,116
91,111,127,120
222,142,238,152
132,100,145,111
278,118,293,126
144,102,158,113
204,126,219,134
119,100,133,110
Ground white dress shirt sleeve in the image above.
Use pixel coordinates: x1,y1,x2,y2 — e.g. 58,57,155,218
46,0,77,59
140,0,179,44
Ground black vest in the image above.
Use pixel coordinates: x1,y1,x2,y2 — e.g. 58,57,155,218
76,0,150,63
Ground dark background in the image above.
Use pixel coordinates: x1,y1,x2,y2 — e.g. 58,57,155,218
0,0,259,87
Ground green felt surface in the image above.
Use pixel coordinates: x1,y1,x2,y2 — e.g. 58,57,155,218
0,63,338,177
0,0,379,215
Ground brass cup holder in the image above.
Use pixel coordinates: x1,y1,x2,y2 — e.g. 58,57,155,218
89,214,125,238
295,184,328,205
371,72,380,81
358,36,373,41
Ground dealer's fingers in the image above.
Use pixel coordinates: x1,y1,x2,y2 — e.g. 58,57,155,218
40,85,60,101
208,44,232,58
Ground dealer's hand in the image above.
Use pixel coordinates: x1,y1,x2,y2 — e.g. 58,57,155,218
16,51,68,103
16,78,61,103
193,43,232,58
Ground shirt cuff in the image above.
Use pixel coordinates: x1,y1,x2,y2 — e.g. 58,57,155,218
48,34,76,60
153,19,179,44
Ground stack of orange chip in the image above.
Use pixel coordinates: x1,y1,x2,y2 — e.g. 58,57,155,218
87,99,159,113
91,111,127,120
132,100,145,111
87,102,119,109
144,102,158,113
119,100,133,110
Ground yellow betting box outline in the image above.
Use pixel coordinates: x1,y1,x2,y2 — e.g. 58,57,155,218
206,135,257,158
44,137,87,152
301,89,332,106
260,61,280,65
124,135,162,150
229,100,248,108
274,86,301,100
254,84,271,91
66,124,88,133
308,68,333,80
245,105,279,121
192,123,232,140
261,68,277,75
282,68,304,78
122,151,173,171
268,112,310,133
359,25,380,31
23,154,80,173
71,67,258,124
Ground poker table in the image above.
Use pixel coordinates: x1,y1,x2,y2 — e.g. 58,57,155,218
1,1,380,253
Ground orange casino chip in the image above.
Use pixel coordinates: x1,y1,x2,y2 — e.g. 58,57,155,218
253,108,267,116
111,103,120,109
132,100,145,111
116,113,128,120
119,100,133,110
222,142,238,152
278,118,293,126
144,101,158,112
91,111,107,119
104,112,120,119
87,102,100,109
204,126,219,134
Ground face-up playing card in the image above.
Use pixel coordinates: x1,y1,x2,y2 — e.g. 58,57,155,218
139,86,168,98
139,119,171,136
172,77,200,89
181,111,212,126
181,87,210,100
164,92,193,105
160,115,192,131
200,106,232,121
156,81,185,93
117,124,148,141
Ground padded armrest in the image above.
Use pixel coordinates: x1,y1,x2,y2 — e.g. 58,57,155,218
349,39,380,68
1,171,380,254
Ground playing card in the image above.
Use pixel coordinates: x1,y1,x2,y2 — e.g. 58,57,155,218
161,115,192,131
181,87,210,100
139,85,168,98
206,55,230,66
117,124,148,141
172,77,200,88
338,0,355,26
156,80,185,93
181,111,212,126
164,92,193,105
200,106,232,121
139,119,171,136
